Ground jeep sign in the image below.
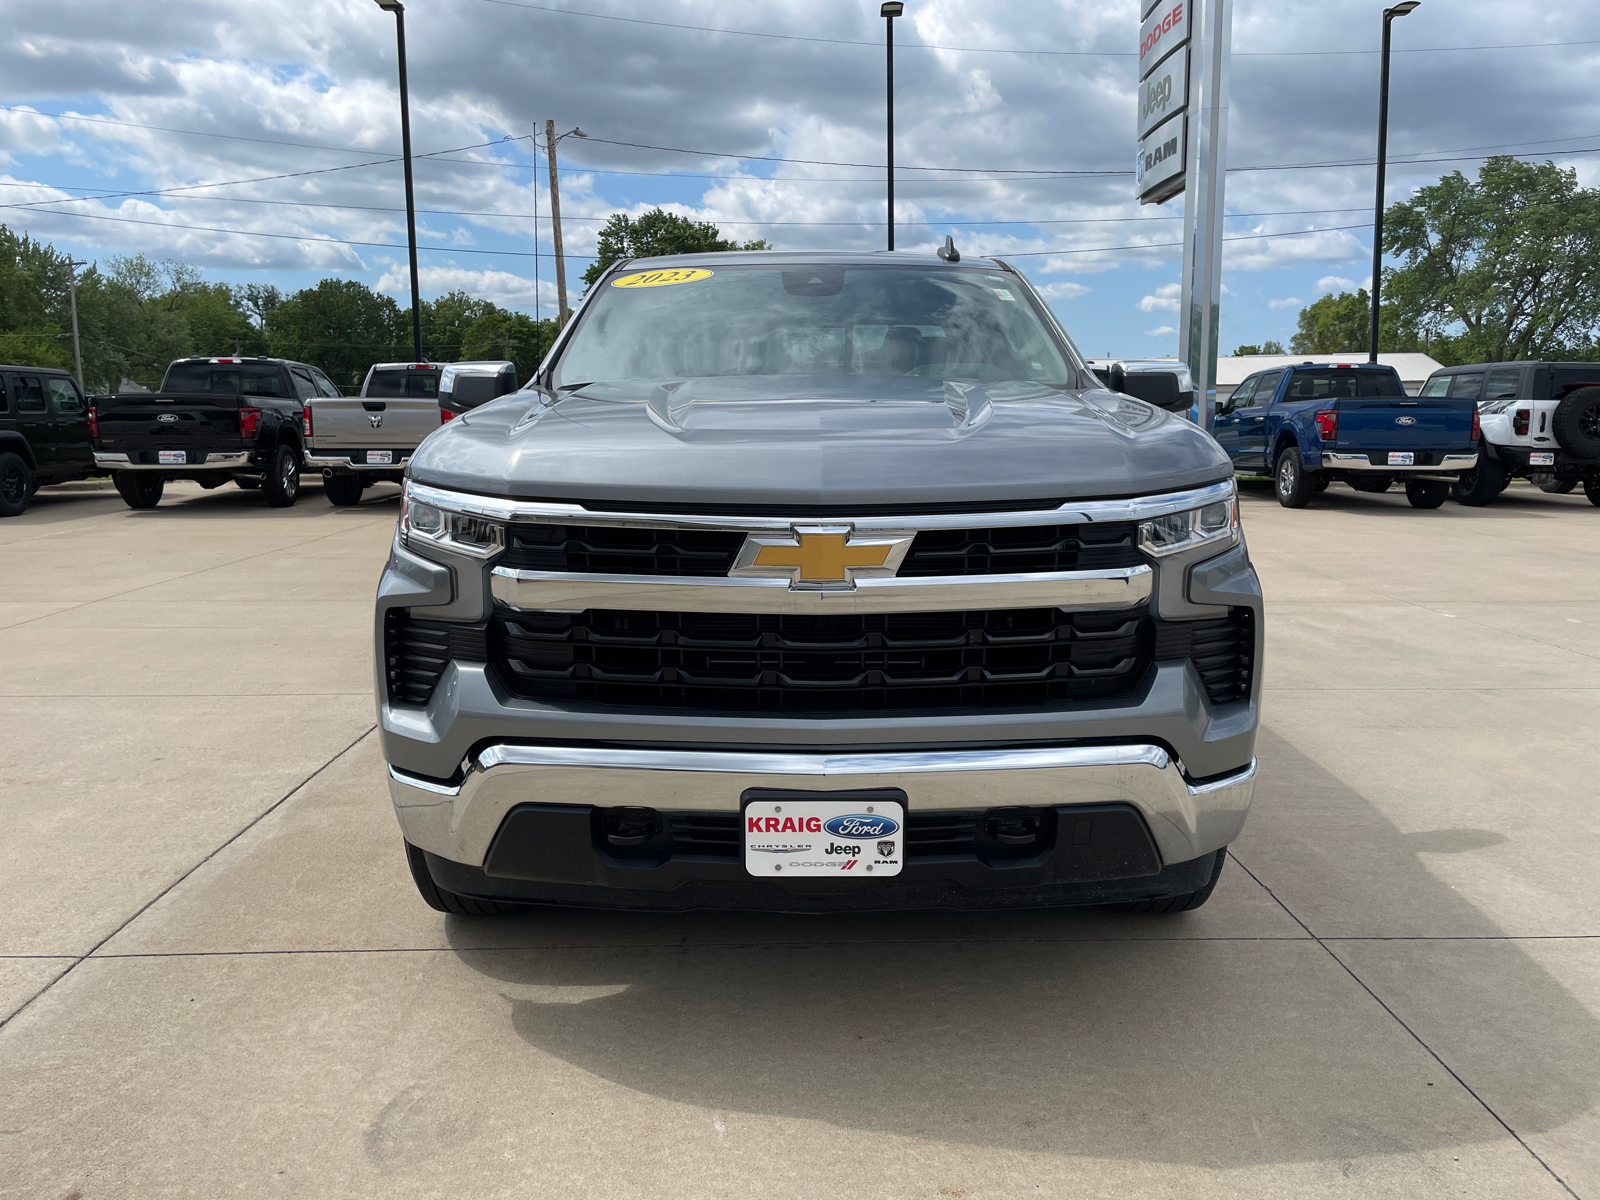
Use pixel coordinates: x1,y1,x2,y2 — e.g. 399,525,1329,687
1137,48,1188,141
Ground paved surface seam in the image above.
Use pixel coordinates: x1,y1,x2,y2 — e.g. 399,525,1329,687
1227,849,1584,1199
0,724,378,1036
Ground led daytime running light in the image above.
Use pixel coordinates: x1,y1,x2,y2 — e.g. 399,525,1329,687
1136,484,1239,557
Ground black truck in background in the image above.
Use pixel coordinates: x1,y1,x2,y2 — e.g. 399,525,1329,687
92,356,344,509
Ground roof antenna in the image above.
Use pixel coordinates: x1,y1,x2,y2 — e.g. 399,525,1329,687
936,235,960,263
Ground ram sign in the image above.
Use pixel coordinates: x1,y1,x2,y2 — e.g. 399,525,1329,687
1137,0,1192,204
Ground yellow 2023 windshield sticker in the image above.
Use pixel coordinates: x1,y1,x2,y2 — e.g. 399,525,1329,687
612,268,714,288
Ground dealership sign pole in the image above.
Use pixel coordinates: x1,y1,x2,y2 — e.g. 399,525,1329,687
1137,0,1231,426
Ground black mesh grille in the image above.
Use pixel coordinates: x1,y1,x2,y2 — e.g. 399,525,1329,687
384,612,488,707
899,522,1141,576
1152,608,1254,706
490,607,1153,713
500,525,745,575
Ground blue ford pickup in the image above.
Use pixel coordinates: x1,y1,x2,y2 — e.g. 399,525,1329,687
1210,363,1479,509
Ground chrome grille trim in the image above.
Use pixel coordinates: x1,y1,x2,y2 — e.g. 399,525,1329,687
407,479,1235,534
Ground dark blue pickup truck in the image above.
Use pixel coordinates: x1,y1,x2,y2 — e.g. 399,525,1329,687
1210,362,1479,509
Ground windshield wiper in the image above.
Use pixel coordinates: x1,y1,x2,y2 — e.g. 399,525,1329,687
558,381,597,393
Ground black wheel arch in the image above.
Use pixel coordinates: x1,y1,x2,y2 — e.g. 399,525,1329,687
0,433,39,470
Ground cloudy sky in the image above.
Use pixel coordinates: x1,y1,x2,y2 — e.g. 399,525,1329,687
2,0,1597,356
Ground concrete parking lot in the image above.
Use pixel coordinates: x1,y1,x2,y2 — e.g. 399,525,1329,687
1,476,1596,1199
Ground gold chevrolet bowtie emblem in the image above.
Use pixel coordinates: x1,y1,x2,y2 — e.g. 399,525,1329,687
732,525,913,590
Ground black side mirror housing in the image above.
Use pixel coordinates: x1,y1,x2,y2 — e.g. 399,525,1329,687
1109,364,1195,413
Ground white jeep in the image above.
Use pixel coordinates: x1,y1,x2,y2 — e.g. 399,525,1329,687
1425,361,1600,507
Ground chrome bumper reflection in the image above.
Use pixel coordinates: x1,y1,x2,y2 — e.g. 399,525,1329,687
490,564,1154,615
1322,452,1477,473
94,451,252,470
388,742,1256,872
305,453,411,471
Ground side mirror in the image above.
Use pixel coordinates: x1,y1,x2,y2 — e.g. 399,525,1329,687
1109,364,1194,413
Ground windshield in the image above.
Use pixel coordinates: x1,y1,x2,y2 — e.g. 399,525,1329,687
162,362,289,397
1284,367,1404,399
366,368,440,398
555,264,1075,391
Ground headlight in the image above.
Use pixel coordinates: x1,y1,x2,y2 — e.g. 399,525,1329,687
400,484,506,558
1138,485,1239,557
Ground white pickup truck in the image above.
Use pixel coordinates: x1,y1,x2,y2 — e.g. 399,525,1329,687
1426,361,1600,507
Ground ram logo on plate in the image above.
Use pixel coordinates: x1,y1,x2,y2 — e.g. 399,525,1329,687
824,813,900,839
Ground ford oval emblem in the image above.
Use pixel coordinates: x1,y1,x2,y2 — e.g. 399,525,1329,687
823,813,900,839
1395,416,1417,425
157,412,178,423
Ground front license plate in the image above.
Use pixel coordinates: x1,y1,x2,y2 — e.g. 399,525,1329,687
366,450,394,465
744,799,904,878
157,450,186,465
1387,451,1415,466
1530,452,1555,466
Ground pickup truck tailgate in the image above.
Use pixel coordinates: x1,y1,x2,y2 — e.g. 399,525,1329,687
1335,399,1475,450
94,395,246,466
308,396,440,450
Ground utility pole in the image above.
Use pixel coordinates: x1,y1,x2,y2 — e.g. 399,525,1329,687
546,119,570,327
1370,2,1420,362
66,259,86,392
375,0,424,363
882,3,903,251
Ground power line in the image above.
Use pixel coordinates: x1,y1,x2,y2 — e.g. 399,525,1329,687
0,182,1372,227
582,136,1121,176
0,104,412,157
1002,222,1372,257
474,0,1600,59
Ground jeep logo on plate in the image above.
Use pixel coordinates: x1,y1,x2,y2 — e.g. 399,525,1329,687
823,814,900,839
1395,416,1417,425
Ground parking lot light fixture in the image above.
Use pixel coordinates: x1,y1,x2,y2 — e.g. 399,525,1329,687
1370,1,1420,364
881,2,903,251
374,0,423,363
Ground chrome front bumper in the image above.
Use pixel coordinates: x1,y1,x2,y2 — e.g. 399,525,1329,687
389,742,1257,874
94,451,252,471
1321,452,1477,473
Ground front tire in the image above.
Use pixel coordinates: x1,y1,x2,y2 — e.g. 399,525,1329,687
114,471,164,509
1406,479,1451,509
1275,447,1315,508
0,451,31,518
323,473,364,506
1453,453,1505,507
1108,849,1226,914
405,842,524,916
1538,476,1575,494
262,444,301,508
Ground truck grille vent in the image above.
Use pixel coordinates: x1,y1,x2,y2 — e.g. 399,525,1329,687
499,521,1142,578
898,522,1141,576
489,607,1153,713
501,525,746,575
1152,608,1254,706
384,612,489,707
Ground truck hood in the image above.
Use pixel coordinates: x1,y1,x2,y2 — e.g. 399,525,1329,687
408,375,1231,507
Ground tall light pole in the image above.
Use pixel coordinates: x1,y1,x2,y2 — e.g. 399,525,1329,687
1369,1,1419,363
66,258,86,392
375,0,424,363
544,122,586,327
881,2,903,251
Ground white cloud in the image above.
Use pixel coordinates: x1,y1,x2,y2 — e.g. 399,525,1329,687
1137,282,1181,312
374,262,561,310
1267,296,1302,309
1315,276,1357,294
1037,281,1091,300
1146,325,1176,336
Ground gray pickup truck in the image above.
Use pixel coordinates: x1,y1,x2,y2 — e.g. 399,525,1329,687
377,251,1262,915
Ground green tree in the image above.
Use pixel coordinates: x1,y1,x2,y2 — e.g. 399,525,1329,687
421,289,498,362
0,225,70,369
267,278,405,388
1232,340,1285,357
1382,156,1600,363
460,309,559,382
580,208,769,289
1288,291,1414,356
